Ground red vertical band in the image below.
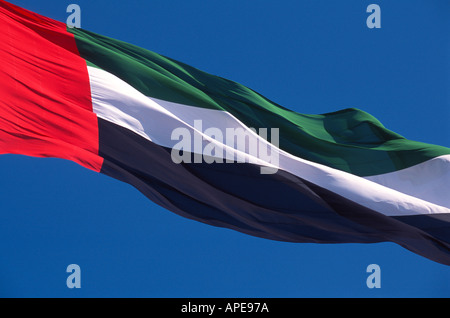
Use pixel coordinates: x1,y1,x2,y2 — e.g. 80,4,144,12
0,1,103,171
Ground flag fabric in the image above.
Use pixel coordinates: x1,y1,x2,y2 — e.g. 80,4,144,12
1,1,450,264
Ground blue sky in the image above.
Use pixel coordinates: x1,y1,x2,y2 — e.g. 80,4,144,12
1,0,449,297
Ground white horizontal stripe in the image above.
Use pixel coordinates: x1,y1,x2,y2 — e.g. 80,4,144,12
89,66,278,168
366,155,450,209
88,66,450,216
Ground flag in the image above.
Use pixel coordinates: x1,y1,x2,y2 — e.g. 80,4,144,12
1,0,449,265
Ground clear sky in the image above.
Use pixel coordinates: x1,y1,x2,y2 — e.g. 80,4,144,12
0,0,449,297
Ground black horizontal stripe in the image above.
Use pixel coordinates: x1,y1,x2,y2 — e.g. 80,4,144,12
393,214,450,244
97,118,450,265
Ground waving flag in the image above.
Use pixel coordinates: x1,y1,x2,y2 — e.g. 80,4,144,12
1,0,449,265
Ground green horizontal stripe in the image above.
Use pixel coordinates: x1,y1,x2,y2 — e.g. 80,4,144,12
69,27,450,176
